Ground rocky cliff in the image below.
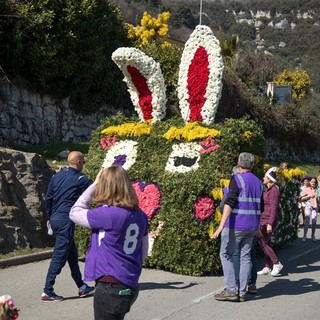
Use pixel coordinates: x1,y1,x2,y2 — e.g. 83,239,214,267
0,148,54,253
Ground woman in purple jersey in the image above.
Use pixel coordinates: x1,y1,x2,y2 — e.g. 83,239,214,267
70,166,149,320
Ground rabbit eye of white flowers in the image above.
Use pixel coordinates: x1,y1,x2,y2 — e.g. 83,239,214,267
165,142,201,173
102,140,138,170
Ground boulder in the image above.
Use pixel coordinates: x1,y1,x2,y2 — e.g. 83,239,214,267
0,148,54,253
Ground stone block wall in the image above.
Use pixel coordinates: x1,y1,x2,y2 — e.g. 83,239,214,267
0,84,129,146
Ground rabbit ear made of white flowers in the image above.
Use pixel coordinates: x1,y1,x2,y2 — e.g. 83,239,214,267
178,25,224,125
111,47,167,123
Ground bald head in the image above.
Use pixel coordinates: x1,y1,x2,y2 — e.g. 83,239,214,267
67,151,86,170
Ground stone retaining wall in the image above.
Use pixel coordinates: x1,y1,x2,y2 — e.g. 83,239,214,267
0,83,130,146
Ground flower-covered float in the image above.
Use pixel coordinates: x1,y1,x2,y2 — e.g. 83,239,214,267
77,25,304,276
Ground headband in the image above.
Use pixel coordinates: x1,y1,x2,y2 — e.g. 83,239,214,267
266,167,277,183
266,172,277,183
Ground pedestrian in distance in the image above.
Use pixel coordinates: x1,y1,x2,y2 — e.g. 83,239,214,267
299,176,311,225
300,177,318,242
70,165,149,320
41,151,95,302
257,168,283,277
212,152,263,302
279,162,288,170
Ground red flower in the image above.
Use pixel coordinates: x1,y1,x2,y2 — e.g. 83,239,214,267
194,196,214,222
187,46,209,123
127,66,153,121
11,308,19,319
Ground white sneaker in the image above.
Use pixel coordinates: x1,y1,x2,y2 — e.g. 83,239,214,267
271,263,283,276
257,267,271,275
312,236,317,242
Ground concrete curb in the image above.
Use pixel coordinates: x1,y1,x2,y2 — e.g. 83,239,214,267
0,249,53,268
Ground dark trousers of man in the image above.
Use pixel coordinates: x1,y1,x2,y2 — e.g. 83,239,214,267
94,282,139,320
44,220,84,294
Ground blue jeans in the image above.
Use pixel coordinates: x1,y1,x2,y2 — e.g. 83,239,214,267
94,282,139,320
44,220,84,294
220,227,255,296
233,235,258,286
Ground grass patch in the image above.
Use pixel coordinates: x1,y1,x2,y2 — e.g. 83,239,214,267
292,162,320,178
11,142,90,166
0,247,53,260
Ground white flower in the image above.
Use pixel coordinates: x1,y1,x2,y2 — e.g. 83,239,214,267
112,47,167,123
102,140,138,170
177,25,224,125
165,142,201,173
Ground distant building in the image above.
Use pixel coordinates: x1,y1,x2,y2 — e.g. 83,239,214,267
267,82,292,104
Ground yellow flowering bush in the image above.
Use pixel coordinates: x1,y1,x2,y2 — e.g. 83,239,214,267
274,69,311,99
127,11,170,47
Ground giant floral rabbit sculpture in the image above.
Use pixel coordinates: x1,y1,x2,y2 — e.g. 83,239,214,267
81,25,268,276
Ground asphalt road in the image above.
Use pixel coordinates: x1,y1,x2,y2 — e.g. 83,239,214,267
1,225,320,320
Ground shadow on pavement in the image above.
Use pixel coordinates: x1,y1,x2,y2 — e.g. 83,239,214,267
253,244,320,300
139,281,199,291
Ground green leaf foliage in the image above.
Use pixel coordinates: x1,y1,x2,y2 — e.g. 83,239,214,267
141,43,183,116
76,113,265,276
0,0,131,113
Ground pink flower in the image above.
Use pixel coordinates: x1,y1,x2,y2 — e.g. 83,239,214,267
132,181,161,221
194,196,214,222
199,136,220,154
100,135,117,150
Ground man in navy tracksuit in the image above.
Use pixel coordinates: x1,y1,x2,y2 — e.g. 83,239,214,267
41,151,94,302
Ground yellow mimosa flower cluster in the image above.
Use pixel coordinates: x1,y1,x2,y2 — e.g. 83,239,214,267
163,122,220,141
127,11,170,47
101,122,152,137
242,130,252,142
212,187,223,201
214,207,222,222
219,179,230,188
208,222,215,238
277,167,307,182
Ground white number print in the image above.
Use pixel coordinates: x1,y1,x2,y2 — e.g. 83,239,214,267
123,223,140,254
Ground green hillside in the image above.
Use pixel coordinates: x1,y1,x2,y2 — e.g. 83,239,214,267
111,0,320,91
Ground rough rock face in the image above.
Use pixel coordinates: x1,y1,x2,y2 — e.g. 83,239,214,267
0,148,54,253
